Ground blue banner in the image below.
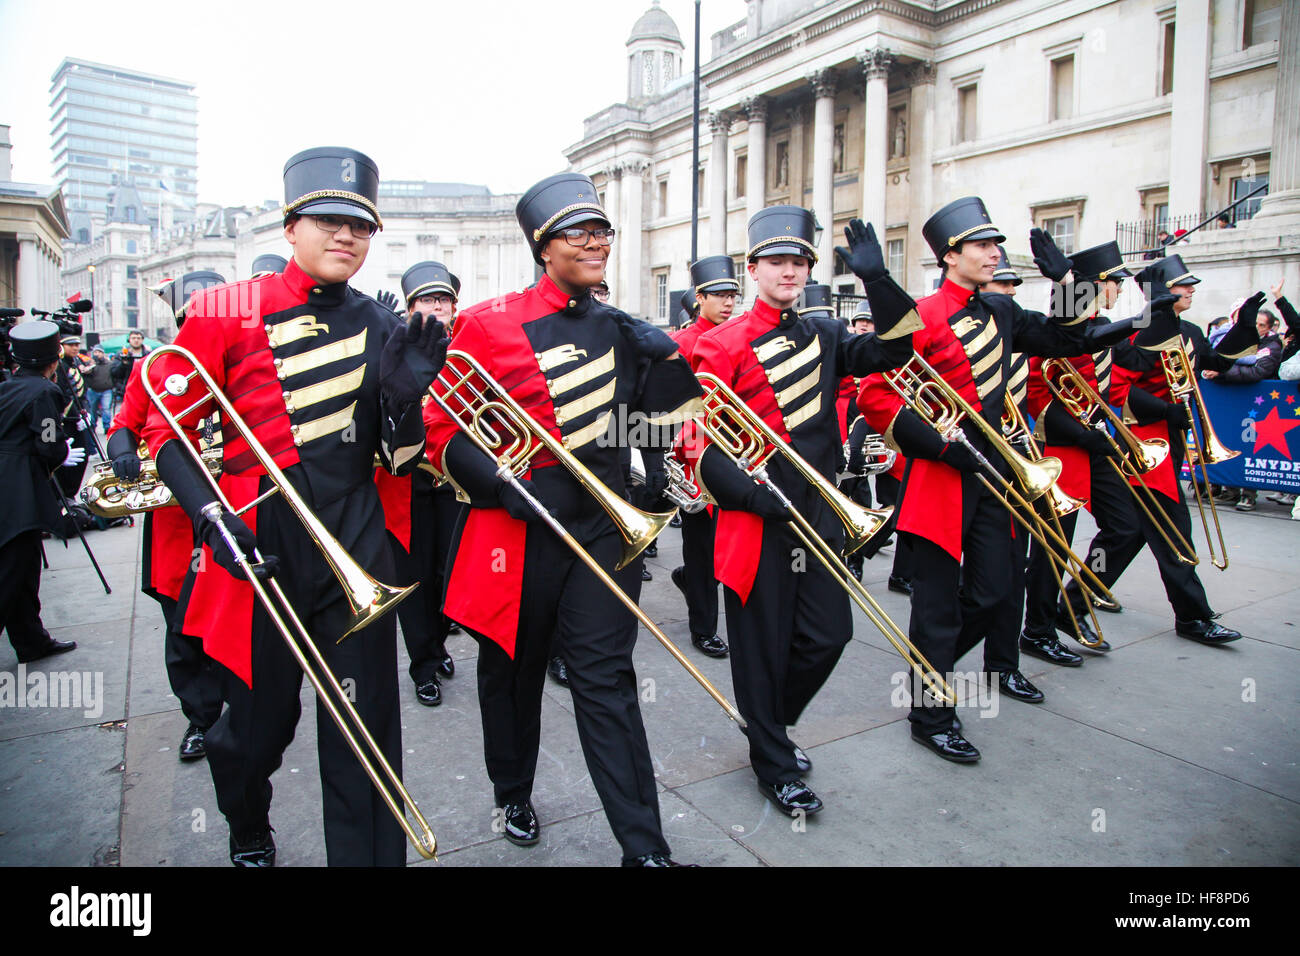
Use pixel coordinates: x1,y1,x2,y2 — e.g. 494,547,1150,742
1189,379,1300,493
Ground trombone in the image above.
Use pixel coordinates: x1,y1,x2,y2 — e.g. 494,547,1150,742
429,349,746,729
140,345,437,860
692,372,957,706
883,353,1120,610
1041,357,1198,566
1161,344,1238,570
1000,394,1108,649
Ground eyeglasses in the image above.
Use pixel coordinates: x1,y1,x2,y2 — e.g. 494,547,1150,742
307,214,378,239
556,226,615,246
703,292,737,303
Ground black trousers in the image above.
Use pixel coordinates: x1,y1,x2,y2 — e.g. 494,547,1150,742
1134,446,1213,621
876,473,913,581
722,506,851,786
473,527,667,861
678,506,719,638
977,515,1028,673
1024,455,1146,637
157,595,222,731
203,483,405,866
906,466,1016,734
0,530,52,659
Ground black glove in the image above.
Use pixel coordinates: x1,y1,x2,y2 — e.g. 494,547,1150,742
106,427,141,480
743,481,792,521
112,450,142,480
833,219,887,284
498,477,551,524
1078,426,1121,460
196,509,279,581
380,312,447,407
937,439,982,474
1030,228,1072,282
1164,401,1191,431
1236,290,1267,328
376,290,402,313
696,445,791,522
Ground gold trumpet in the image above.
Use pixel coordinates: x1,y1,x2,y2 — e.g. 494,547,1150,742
429,349,746,728
141,345,436,860
1161,344,1237,570
1042,357,1197,566
883,353,1120,609
692,372,957,706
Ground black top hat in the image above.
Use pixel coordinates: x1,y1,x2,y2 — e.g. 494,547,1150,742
516,172,609,265
747,205,818,263
922,196,1005,264
1070,241,1132,284
282,146,383,228
1134,254,1200,299
679,287,698,315
690,255,740,295
990,245,1022,286
10,320,62,368
251,254,288,277
152,271,227,324
401,261,461,306
798,284,835,317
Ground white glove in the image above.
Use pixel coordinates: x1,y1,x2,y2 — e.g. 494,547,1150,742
76,416,88,431
63,439,86,468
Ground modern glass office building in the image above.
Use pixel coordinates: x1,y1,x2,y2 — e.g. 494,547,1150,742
49,58,197,240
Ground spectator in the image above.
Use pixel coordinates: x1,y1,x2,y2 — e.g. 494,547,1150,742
1145,228,1172,260
80,345,114,432
110,330,150,410
1217,212,1235,229
1207,315,1231,347
1273,279,1299,365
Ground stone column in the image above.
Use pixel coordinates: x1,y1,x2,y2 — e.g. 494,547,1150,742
1168,0,1211,217
1252,0,1300,223
742,96,768,225
708,111,731,254
604,164,623,297
787,104,807,209
809,69,838,283
908,60,936,293
858,48,893,238
17,236,38,310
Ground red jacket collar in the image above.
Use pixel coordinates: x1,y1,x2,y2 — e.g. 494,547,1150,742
282,257,318,298
751,298,800,329
938,277,977,313
535,273,580,313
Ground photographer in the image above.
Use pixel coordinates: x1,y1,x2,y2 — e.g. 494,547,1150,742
110,330,150,398
80,345,114,433
0,321,81,663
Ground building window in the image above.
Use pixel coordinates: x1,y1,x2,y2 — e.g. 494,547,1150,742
126,265,136,279
887,238,906,275
126,287,137,307
1231,173,1269,221
732,257,747,303
1160,20,1176,96
658,177,669,218
1243,0,1282,47
655,272,669,322
126,310,138,328
1042,216,1076,254
957,84,978,143
126,239,137,254
1050,55,1075,121
735,153,747,198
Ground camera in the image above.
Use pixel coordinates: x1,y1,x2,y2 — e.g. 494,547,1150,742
29,299,92,338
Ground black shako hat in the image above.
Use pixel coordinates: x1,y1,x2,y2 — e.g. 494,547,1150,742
922,196,1005,264
747,205,818,263
1070,241,1133,284
516,172,609,266
991,245,1022,286
852,299,873,322
690,255,740,295
1135,254,1200,299
402,261,461,306
679,287,698,315
250,254,288,277
282,146,383,229
151,271,227,325
9,320,62,368
798,284,835,317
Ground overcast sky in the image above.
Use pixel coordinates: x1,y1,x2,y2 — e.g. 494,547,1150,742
0,0,745,205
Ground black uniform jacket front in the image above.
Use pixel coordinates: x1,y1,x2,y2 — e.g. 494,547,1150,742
0,370,68,548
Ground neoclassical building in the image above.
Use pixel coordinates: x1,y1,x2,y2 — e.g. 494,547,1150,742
566,0,1296,324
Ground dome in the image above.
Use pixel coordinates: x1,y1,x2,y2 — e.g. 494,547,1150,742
627,1,682,46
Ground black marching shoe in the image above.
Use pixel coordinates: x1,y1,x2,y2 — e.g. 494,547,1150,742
641,565,653,582
670,565,688,595
1019,631,1083,667
547,656,569,687
415,677,442,707
178,723,207,761
758,779,823,817
1055,608,1110,652
17,639,77,664
501,801,540,846
911,726,980,763
691,633,728,658
644,542,658,558
847,557,864,582
1175,618,1242,646
436,654,455,678
447,621,462,635
793,746,812,774
997,669,1045,703
229,826,276,867
622,852,697,867
669,513,683,528
887,575,913,596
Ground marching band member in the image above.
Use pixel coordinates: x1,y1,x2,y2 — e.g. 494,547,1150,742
667,255,740,660
858,197,1091,763
107,271,227,760
143,147,444,867
687,207,919,815
250,254,288,279
424,172,702,866
1110,254,1256,645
